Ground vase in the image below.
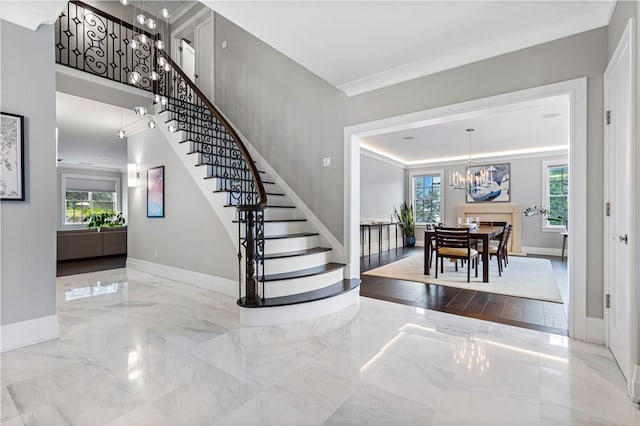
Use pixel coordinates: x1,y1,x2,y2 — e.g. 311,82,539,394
406,236,416,247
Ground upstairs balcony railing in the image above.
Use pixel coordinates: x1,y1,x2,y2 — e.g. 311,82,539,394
55,0,156,92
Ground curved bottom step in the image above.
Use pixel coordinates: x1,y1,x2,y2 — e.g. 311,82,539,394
238,279,360,326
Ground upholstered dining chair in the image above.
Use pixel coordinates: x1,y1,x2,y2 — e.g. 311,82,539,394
434,226,478,282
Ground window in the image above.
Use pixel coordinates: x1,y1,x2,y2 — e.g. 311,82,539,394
64,191,116,224
543,162,568,230
61,174,120,226
413,173,442,224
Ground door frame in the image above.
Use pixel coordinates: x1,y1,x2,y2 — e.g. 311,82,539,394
344,78,589,340
603,17,638,398
170,7,215,99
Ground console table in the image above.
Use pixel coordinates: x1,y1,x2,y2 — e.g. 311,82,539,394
360,222,403,261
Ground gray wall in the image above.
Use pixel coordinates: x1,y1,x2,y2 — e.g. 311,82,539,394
214,17,607,317
127,127,237,280
214,13,348,243
608,0,637,60
0,21,57,326
56,166,125,230
360,154,405,221
409,155,568,250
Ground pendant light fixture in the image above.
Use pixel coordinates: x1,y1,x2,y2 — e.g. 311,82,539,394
118,108,126,139
449,129,490,191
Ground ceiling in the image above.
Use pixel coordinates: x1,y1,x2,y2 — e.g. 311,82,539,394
203,1,615,96
56,92,149,171
360,95,569,167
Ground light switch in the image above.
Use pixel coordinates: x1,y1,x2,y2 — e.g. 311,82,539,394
221,40,228,49
323,157,331,167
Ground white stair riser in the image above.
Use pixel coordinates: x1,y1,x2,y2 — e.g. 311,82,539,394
264,268,344,298
264,235,319,254
263,207,299,221
264,251,331,275
240,287,359,326
264,221,308,235
264,195,289,206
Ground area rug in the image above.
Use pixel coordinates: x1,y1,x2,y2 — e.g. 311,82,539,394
363,254,562,303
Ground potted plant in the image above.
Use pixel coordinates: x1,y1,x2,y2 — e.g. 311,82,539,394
83,209,125,231
394,202,416,247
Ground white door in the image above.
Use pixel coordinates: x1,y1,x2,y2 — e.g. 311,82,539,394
604,19,635,382
194,14,214,101
180,39,196,83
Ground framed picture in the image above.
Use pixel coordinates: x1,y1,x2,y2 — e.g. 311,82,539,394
0,112,25,201
147,166,164,217
466,163,510,203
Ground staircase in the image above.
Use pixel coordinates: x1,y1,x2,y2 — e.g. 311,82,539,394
154,88,360,325
55,0,360,325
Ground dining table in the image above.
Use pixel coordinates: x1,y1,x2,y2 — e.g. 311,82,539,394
424,225,504,283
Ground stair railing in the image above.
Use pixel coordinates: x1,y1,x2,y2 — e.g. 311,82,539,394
157,56,268,307
55,1,268,307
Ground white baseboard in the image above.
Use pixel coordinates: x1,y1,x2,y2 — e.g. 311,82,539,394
360,238,406,255
522,246,563,256
585,317,605,344
126,258,237,297
1,315,60,353
631,365,640,402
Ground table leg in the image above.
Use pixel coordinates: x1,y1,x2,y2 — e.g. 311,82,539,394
387,224,391,254
368,227,371,262
395,224,398,253
424,234,431,275
378,225,382,259
482,235,489,282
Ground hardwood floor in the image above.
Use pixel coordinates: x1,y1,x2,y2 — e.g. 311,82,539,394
360,247,568,335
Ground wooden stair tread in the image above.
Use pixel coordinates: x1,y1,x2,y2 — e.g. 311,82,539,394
257,262,344,282
264,232,318,240
205,175,275,184
218,190,284,196
238,279,360,308
233,219,306,223
263,247,331,259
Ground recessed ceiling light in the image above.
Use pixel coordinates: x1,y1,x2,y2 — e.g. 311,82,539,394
542,113,561,119
402,136,414,140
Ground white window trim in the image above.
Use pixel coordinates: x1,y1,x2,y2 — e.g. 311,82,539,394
409,168,444,226
541,159,568,233
61,173,120,228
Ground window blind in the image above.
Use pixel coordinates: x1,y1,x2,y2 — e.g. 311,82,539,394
65,177,117,193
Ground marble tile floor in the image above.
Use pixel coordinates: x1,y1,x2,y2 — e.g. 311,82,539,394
1,268,639,425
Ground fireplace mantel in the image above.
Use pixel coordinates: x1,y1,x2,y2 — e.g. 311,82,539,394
456,203,525,255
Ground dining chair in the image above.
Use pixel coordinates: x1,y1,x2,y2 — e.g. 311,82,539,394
501,224,513,267
434,226,478,282
480,224,511,276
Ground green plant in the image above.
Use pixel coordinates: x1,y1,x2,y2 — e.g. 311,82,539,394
394,202,415,238
83,209,125,229
524,205,564,224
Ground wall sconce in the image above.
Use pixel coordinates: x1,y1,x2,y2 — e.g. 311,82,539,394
128,163,140,187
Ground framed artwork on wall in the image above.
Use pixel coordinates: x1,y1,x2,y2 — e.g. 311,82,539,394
0,112,25,201
147,166,164,217
466,163,510,203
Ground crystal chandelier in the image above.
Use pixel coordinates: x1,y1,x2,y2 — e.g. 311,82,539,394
449,128,491,191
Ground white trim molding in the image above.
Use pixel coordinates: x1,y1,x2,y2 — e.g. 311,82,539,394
522,246,562,257
345,78,588,340
1,315,60,353
585,317,605,345
126,258,237,297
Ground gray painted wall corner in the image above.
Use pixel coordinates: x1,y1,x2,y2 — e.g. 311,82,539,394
0,21,57,325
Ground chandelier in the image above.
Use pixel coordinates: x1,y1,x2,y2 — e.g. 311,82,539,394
449,128,491,191
122,0,170,118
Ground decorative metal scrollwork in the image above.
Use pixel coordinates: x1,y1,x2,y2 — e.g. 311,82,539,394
55,1,154,91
